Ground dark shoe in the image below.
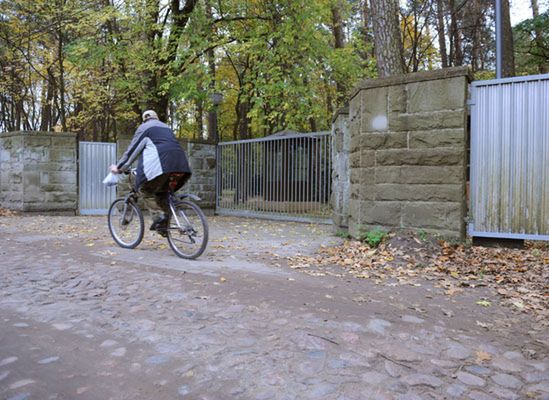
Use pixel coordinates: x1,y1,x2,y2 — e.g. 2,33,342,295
157,229,168,238
150,215,169,237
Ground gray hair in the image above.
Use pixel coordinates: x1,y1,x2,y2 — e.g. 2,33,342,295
142,110,159,122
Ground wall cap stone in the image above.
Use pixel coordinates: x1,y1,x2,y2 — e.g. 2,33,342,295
183,138,218,145
0,131,77,139
332,106,350,123
349,67,472,101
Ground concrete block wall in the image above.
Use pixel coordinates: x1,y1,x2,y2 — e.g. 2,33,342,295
0,131,77,212
347,67,471,239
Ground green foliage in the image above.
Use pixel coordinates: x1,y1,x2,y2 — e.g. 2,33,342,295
0,0,378,137
2,0,545,137
514,12,549,75
360,227,388,248
335,230,351,239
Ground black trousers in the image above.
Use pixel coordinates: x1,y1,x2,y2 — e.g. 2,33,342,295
139,173,191,219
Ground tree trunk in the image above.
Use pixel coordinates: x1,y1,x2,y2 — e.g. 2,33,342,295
331,0,347,104
370,0,405,77
470,0,482,72
196,99,204,140
331,2,345,49
146,0,198,120
40,70,54,131
205,0,219,143
237,101,251,140
436,0,448,67
361,0,373,57
501,0,515,77
448,0,464,66
56,0,66,131
531,0,547,73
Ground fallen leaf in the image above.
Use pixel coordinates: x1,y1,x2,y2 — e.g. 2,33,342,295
510,299,525,309
476,300,492,307
475,350,492,362
446,287,463,296
476,320,490,329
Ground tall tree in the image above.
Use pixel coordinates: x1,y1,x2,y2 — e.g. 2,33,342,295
205,0,218,142
501,0,515,77
143,0,199,120
401,0,438,72
4,0,531,138
370,0,405,77
436,0,448,67
331,0,347,105
513,3,549,75
448,0,464,66
530,0,547,73
469,0,484,72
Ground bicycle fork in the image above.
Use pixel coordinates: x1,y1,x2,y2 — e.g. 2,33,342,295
121,194,135,224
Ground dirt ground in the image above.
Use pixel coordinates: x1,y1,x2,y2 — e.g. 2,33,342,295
0,214,548,400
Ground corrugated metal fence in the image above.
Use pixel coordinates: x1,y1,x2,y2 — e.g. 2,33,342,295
469,74,549,240
79,141,117,215
216,132,332,223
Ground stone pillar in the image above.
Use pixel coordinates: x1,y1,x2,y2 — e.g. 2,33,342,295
185,141,216,209
348,67,471,239
331,107,350,229
0,131,77,212
0,134,24,210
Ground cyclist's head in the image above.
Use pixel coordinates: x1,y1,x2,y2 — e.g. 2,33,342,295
142,110,158,122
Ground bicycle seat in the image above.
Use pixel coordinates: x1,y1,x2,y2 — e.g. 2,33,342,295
168,172,189,191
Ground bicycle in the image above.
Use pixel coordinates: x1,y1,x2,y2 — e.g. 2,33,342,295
107,170,209,259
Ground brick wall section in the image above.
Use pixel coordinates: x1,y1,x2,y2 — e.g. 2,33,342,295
117,138,216,209
0,131,77,212
347,67,471,239
331,107,350,228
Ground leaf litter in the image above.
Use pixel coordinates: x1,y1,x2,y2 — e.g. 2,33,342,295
288,230,549,326
0,207,18,217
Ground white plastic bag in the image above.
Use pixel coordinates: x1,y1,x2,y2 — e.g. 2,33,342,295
102,172,121,186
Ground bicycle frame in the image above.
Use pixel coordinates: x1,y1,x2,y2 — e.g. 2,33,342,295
168,192,202,243
108,171,208,258
168,192,189,228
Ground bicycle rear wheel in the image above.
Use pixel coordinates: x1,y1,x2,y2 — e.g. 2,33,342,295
167,200,209,259
108,198,144,249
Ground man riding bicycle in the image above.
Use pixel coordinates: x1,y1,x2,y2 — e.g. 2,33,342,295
110,110,191,236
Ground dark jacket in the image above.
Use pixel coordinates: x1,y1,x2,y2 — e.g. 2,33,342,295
116,119,191,189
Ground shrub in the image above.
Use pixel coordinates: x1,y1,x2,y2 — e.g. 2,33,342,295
360,227,388,248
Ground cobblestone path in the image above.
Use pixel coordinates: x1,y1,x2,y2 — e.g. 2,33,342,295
0,216,548,400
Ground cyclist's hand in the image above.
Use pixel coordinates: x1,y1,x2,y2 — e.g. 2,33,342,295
110,164,120,174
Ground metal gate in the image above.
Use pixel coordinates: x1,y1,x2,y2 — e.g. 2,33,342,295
216,131,332,223
79,141,117,215
469,74,549,240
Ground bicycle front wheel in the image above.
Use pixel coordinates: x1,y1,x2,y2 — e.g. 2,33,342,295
167,200,209,259
108,198,144,249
